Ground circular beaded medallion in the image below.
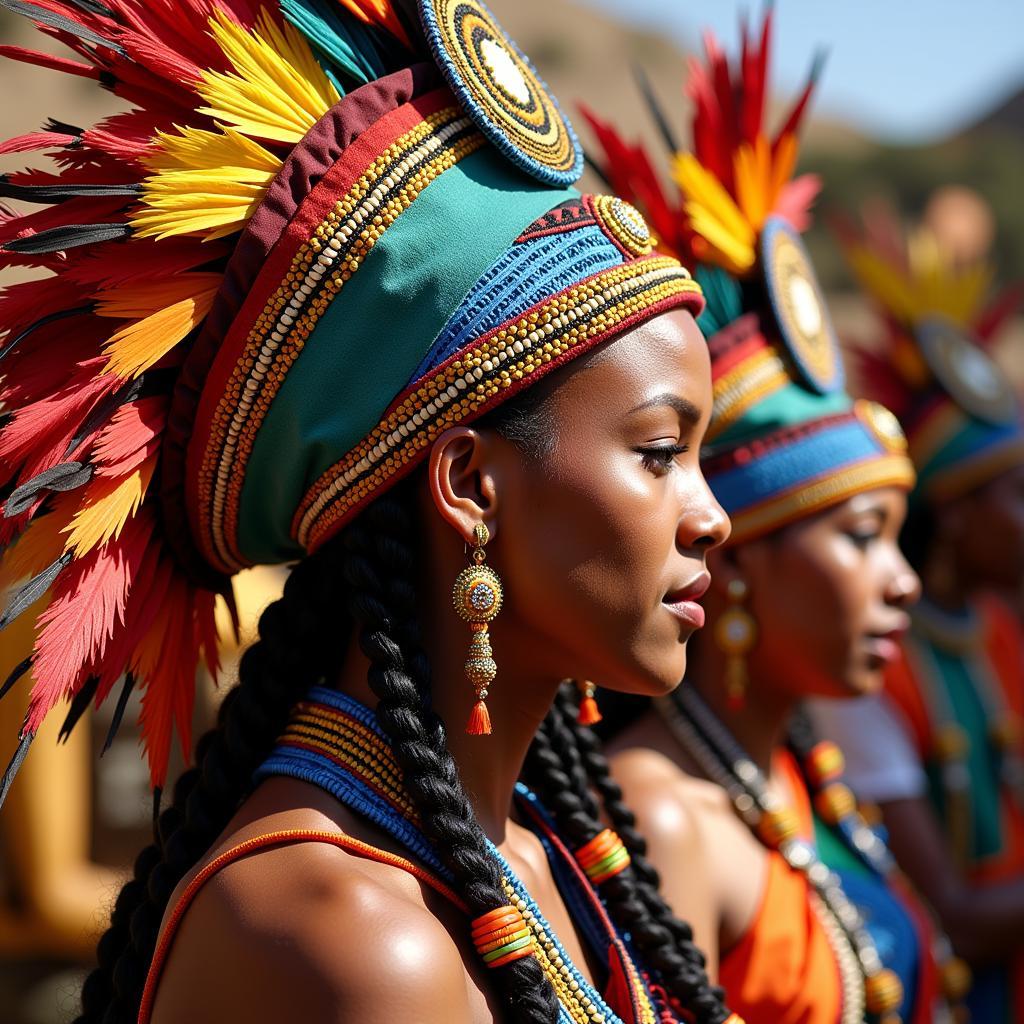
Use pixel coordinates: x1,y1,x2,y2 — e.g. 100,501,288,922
916,315,1016,424
452,564,503,623
591,194,654,256
761,217,844,394
857,400,908,455
418,0,583,186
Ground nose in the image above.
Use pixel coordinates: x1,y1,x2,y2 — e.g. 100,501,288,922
885,549,921,609
678,475,731,552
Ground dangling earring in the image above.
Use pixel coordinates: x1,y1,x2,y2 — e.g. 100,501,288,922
576,680,602,726
452,523,503,735
715,578,757,711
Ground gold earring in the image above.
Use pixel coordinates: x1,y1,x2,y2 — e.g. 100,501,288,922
715,579,757,711
576,680,602,726
452,523,503,735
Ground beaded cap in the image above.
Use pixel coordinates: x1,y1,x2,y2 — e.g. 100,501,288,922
0,0,703,786
583,9,914,543
833,199,1024,503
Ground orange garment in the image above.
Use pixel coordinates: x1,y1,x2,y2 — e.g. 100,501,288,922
718,753,843,1024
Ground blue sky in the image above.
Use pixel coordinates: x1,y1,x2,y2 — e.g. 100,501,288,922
578,0,1024,142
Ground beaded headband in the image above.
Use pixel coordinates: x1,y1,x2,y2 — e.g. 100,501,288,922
0,0,702,787
582,9,914,544
833,201,1024,504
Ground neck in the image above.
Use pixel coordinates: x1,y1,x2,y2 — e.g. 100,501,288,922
687,638,795,778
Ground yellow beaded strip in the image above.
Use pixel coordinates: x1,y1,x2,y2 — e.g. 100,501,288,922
280,703,419,822
709,345,790,441
197,106,483,571
296,257,701,549
726,453,915,544
501,880,656,1024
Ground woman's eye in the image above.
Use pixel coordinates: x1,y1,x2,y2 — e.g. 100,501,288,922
845,529,878,550
638,444,689,474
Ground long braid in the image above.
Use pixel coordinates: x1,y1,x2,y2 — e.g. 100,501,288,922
527,687,731,1024
340,490,560,1022
77,546,351,1024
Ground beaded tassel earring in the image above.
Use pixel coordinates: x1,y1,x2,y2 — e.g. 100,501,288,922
576,680,602,726
715,579,757,710
453,524,503,735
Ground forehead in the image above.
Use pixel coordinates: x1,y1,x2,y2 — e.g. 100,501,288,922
545,310,710,419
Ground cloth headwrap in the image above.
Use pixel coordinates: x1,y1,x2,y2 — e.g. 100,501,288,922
582,8,914,545
0,0,703,786
832,200,1024,505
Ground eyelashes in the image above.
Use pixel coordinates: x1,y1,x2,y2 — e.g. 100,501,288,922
637,443,690,474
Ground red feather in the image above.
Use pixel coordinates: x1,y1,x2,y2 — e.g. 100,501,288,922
26,513,150,733
92,397,168,476
0,45,102,81
0,130,80,156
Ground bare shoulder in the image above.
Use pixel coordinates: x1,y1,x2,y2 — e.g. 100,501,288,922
151,837,476,1024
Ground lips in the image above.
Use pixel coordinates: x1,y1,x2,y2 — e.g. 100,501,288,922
863,616,910,667
663,572,711,630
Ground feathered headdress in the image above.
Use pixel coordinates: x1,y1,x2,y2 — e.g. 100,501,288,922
833,199,1024,501
0,0,702,792
580,9,915,546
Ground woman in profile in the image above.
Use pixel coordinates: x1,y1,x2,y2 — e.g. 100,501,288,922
0,2,736,1023
584,11,967,1021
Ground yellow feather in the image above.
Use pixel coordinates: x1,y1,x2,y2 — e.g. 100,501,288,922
198,9,340,145
133,128,280,240
62,455,157,557
733,137,772,232
672,153,756,273
97,274,221,379
769,133,799,211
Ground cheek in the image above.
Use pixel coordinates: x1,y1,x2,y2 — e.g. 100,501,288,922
754,547,864,671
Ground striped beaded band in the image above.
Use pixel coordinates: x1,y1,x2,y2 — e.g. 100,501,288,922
704,402,915,545
472,905,535,968
296,256,700,551
193,97,483,572
575,828,631,885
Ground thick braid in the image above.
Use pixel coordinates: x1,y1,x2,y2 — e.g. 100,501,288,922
76,549,350,1024
566,691,731,1014
527,688,731,1024
340,490,559,1024
785,706,819,763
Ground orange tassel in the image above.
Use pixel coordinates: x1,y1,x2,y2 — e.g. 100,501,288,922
578,694,602,726
466,699,492,735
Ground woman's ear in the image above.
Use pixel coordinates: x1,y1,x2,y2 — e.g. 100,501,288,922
427,426,502,544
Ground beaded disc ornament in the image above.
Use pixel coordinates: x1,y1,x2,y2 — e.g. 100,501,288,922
761,217,844,394
915,315,1017,425
857,400,909,455
418,0,583,185
591,195,654,257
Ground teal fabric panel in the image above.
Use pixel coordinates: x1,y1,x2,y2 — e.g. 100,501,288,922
238,146,574,562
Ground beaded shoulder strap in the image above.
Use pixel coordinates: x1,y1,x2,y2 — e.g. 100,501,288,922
137,828,465,1024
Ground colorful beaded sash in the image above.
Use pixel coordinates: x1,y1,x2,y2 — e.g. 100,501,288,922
255,687,661,1024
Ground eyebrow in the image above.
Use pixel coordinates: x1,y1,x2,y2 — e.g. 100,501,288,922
628,393,703,425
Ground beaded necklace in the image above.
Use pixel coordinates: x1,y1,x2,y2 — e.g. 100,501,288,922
255,687,659,1024
656,686,903,1024
794,730,971,1021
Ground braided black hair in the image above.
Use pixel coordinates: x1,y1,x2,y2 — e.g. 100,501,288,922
526,686,732,1024
76,483,559,1024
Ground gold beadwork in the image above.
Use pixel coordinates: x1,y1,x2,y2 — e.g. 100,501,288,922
715,578,756,710
453,524,503,734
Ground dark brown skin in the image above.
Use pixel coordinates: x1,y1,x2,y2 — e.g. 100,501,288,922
609,487,919,977
149,308,730,1024
876,462,1024,967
